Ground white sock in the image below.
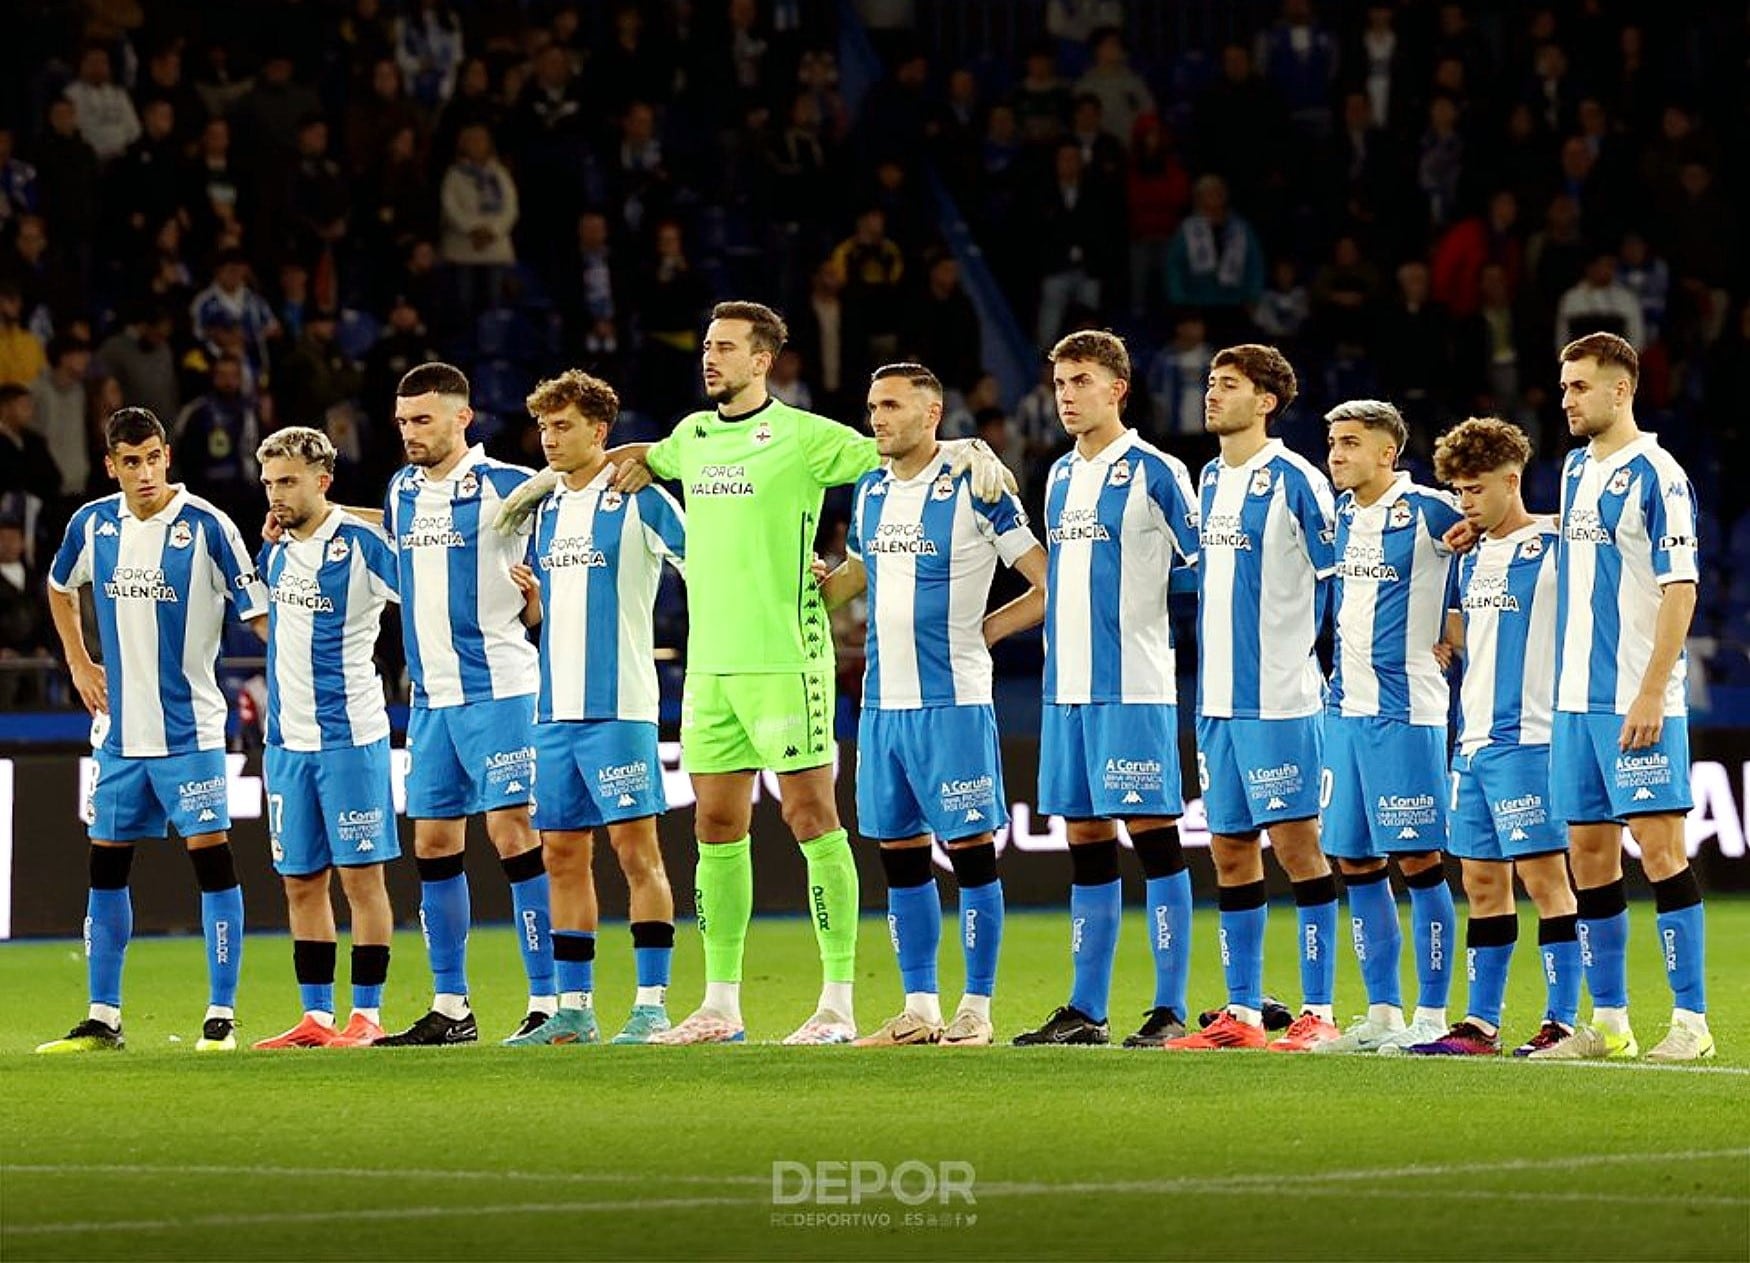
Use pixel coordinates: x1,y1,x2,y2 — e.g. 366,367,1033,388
1303,1003,1334,1022
1672,1007,1709,1033
1592,1005,1629,1033
703,980,742,1021
559,991,592,1011
307,1010,336,1028
1229,1004,1263,1027
433,993,471,1020
528,993,556,1017
635,985,666,1007
819,980,855,1020
1369,1003,1406,1029
1465,1015,1498,1037
351,1007,381,1025
957,994,992,1020
205,1004,234,1022
905,992,943,1025
1413,1006,1447,1028
89,1002,121,1029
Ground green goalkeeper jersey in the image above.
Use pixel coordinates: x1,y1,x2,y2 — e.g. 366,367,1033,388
647,397,878,673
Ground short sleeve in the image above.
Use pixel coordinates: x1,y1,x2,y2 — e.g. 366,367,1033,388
971,483,1039,566
845,476,873,561
1295,469,1338,577
1645,461,1699,585
796,409,880,488
1421,491,1464,556
1146,456,1202,566
636,485,687,568
48,508,93,592
646,426,684,481
359,526,401,603
207,511,268,617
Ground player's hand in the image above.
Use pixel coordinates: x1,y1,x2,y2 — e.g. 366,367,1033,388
1620,691,1665,751
261,512,284,544
810,554,829,586
70,660,108,715
509,563,538,599
944,438,1019,503
1442,519,1481,554
606,455,653,494
1431,642,1453,671
493,467,559,536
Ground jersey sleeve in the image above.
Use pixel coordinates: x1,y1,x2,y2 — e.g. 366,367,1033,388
1421,491,1465,556
381,476,402,552
1146,456,1202,566
1294,468,1338,578
484,466,536,538
796,410,880,488
358,525,401,603
1448,553,1468,614
208,511,269,617
969,481,1039,567
645,425,686,481
846,477,870,561
48,507,94,592
1645,460,1700,585
636,484,687,571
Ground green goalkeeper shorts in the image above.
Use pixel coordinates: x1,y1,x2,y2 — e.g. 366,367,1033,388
680,670,835,775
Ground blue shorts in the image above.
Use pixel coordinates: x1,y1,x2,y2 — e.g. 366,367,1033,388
1039,702,1182,820
1320,714,1449,860
86,748,230,842
264,740,399,876
1551,710,1693,823
531,719,666,831
857,705,1007,841
1195,713,1322,837
406,695,536,818
1448,744,1565,862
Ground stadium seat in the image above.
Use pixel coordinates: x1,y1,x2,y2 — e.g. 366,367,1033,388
334,309,380,362
475,309,518,360
472,358,527,418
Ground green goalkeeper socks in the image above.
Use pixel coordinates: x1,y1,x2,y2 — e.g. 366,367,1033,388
800,829,859,984
695,838,752,984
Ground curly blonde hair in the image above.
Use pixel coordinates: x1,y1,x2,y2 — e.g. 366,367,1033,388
525,369,620,425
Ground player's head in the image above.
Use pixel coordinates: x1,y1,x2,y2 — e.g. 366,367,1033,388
867,362,943,461
103,407,171,510
1558,332,1637,439
1206,344,1296,436
1433,416,1533,536
257,426,337,533
1049,329,1130,439
1324,398,1407,493
527,368,620,475
703,301,787,406
395,362,473,469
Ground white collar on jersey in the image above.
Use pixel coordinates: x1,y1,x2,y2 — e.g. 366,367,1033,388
1583,431,1658,473
1219,436,1284,473
1348,469,1413,512
1070,428,1138,466
301,505,349,543
1482,518,1550,546
412,443,486,486
122,485,189,525
556,462,617,497
882,445,953,486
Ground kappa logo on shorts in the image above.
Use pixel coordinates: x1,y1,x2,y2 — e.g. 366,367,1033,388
617,793,637,807
356,839,374,852
1509,827,1529,841
1397,826,1420,840
506,780,525,793
1122,791,1143,805
784,745,799,759
1266,796,1287,810
1633,787,1655,801
963,808,984,823
197,808,217,823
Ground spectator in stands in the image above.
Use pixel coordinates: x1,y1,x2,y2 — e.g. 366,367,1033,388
363,124,436,269
64,44,141,164
394,0,466,109
1255,0,1338,140
1075,28,1155,147
180,310,258,402
1431,190,1522,320
0,383,60,500
34,100,100,254
183,117,248,259
109,98,183,250
927,67,983,202
1617,231,1669,343
274,309,363,432
1047,1,1126,76
596,5,667,114
287,116,353,270
440,122,519,316
1327,90,1400,232
0,284,47,387
794,260,848,419
1454,261,1537,420
346,58,426,179
768,348,814,410
1031,141,1121,345
136,42,205,146
1145,311,1215,441
606,100,673,239
190,250,281,380
1166,175,1265,337
0,496,57,707
636,219,709,425
829,206,907,376
96,306,180,425
1067,94,1126,190
233,53,323,169
29,336,91,505
976,405,1028,491
1253,258,1310,348
1126,113,1190,318
1012,44,1072,146
3,215,82,340
1351,4,1408,132
565,210,624,363
1555,252,1645,351
906,254,981,395
171,353,261,529
433,58,501,176
1373,260,1453,429
1416,94,1467,236
1192,44,1288,216
0,127,38,229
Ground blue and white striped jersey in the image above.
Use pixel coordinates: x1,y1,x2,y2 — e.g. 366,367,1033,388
1454,521,1560,753
1555,435,1698,717
849,453,1037,709
1330,473,1463,726
384,445,538,709
527,467,687,724
259,507,400,751
1041,431,1199,706
1196,439,1336,719
49,488,268,757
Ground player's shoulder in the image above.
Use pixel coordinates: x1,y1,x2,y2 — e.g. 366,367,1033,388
335,516,394,551
1129,436,1193,483
179,491,244,536
1633,440,1692,487
1406,482,1461,515
475,458,535,496
630,481,684,516
1271,444,1329,487
674,408,715,438
67,493,123,533
851,466,887,498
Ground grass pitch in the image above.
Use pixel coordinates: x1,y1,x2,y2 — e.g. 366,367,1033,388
2,903,1746,1261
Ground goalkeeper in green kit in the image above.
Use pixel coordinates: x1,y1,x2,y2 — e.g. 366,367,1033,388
499,301,1014,1043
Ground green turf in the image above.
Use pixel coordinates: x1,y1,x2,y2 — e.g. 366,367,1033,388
3,903,1746,1261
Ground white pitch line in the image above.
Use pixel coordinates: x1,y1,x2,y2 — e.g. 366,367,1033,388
0,1163,767,1187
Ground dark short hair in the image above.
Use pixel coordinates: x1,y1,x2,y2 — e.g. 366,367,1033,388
870,362,943,398
47,335,91,365
0,383,28,408
397,362,470,398
1211,343,1298,426
1560,331,1639,386
105,407,169,450
1325,398,1409,458
1050,329,1131,383
710,301,788,355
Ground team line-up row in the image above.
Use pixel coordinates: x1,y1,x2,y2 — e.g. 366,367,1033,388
32,306,1711,1063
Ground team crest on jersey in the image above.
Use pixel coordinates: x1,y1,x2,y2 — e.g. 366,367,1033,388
1388,500,1413,529
168,521,193,549
1606,469,1632,496
1519,536,1544,559
931,474,956,501
752,420,773,445
1109,458,1131,486
326,536,350,562
1249,469,1273,497
599,489,624,512
457,471,480,498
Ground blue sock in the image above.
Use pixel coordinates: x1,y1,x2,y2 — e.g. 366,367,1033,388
201,886,244,1009
85,887,131,1009
419,871,471,995
1218,883,1268,1012
1294,877,1339,1009
634,946,671,990
1145,870,1192,1016
554,931,595,995
888,879,942,996
353,982,383,1010
959,880,1004,998
1346,871,1402,1007
1578,882,1629,1011
1539,917,1581,1027
1653,874,1707,1013
508,871,554,996
1068,880,1121,1023
299,981,336,1015
1408,871,1456,1010
1464,915,1517,1030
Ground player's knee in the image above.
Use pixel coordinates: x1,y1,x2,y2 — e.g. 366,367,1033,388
541,835,590,879
283,872,329,908
780,797,838,842
1460,862,1508,905
612,835,666,886
484,809,537,855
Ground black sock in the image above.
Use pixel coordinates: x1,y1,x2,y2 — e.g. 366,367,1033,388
1130,825,1185,879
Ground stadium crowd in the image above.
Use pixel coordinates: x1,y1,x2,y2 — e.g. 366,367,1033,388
0,0,1745,703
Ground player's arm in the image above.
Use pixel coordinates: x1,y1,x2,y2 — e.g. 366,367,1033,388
983,543,1048,646
819,556,867,611
1434,609,1464,670
47,583,106,714
509,563,542,626
248,614,268,642
1621,580,1696,750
